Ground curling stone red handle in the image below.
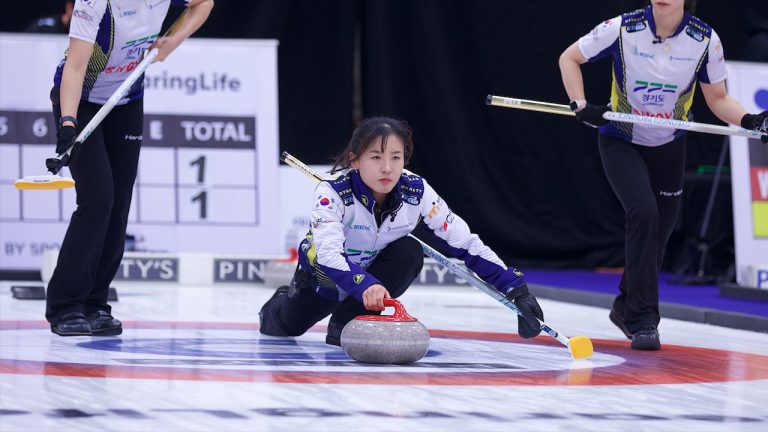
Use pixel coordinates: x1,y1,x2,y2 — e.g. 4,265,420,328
383,298,415,321
356,298,418,322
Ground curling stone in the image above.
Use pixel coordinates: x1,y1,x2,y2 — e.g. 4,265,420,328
340,298,430,364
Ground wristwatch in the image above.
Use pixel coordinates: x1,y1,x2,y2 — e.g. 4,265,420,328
569,100,586,112
59,116,78,128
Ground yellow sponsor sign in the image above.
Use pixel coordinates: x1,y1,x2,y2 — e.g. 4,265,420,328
753,202,768,237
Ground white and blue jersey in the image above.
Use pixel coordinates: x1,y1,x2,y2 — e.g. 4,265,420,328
54,0,189,105
298,169,525,302
579,6,727,146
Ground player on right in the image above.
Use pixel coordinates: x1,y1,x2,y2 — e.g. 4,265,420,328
559,0,767,350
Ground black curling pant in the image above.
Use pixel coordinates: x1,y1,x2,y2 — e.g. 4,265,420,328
598,134,685,332
260,236,425,337
46,94,143,323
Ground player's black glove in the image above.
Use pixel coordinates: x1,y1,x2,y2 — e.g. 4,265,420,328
575,104,611,128
741,111,768,144
506,282,544,339
46,125,77,174
56,125,77,157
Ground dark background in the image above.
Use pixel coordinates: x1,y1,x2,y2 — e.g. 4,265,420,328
3,1,766,276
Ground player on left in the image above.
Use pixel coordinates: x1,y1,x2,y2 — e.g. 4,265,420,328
46,0,213,336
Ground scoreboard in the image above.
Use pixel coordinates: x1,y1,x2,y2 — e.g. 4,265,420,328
0,34,279,270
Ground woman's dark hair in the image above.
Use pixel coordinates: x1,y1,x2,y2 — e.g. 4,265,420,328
330,116,414,174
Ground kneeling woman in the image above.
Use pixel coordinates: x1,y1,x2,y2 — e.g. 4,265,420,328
259,117,544,345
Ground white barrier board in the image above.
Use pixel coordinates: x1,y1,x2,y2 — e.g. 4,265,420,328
726,61,768,288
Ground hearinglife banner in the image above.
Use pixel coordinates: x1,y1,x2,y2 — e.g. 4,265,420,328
726,61,768,288
0,34,279,271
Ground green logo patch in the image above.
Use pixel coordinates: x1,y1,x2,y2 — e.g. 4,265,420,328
353,274,365,284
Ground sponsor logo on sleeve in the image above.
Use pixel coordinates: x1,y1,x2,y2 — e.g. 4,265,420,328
685,26,704,42
687,21,708,34
427,199,442,220
353,274,365,284
625,22,646,33
443,211,454,231
332,186,354,206
73,9,94,22
589,18,617,41
311,217,331,228
399,184,423,205
402,195,420,205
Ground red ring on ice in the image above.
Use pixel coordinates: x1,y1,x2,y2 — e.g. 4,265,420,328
1,320,766,386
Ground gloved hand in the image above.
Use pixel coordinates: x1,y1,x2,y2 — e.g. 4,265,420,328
505,282,544,338
575,103,611,128
741,111,768,143
56,125,78,160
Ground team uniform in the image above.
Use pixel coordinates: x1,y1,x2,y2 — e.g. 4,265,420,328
579,6,727,146
259,169,527,339
577,6,726,333
46,0,188,328
55,0,188,104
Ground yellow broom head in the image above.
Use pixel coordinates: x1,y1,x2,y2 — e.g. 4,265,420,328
568,335,594,360
14,175,75,190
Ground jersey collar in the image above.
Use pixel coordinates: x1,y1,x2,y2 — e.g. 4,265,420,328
349,169,402,215
349,170,377,213
644,5,691,40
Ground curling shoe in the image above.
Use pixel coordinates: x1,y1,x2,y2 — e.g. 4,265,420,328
88,310,123,336
325,319,343,347
609,309,632,340
51,312,91,336
631,326,661,351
